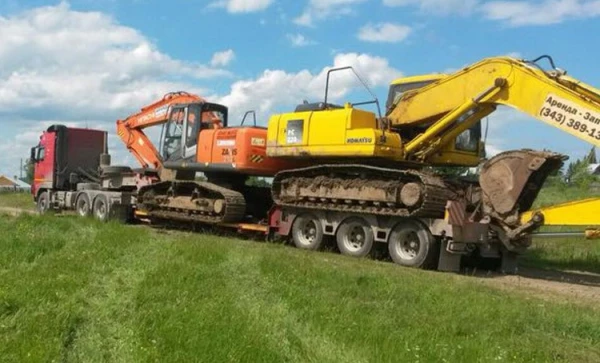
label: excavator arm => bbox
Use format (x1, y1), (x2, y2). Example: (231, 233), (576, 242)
(116, 91), (221, 171)
(385, 55), (600, 238)
(387, 55), (600, 161)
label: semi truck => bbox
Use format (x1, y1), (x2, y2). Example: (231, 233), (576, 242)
(29, 125), (156, 222)
(29, 54), (600, 273)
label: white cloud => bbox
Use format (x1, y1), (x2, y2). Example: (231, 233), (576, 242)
(208, 0), (274, 13)
(210, 49), (235, 67)
(2, 52), (402, 177)
(0, 2), (225, 117)
(383, 0), (480, 14)
(357, 23), (412, 43)
(216, 52), (403, 123)
(294, 0), (367, 27)
(0, 4), (405, 178)
(382, 0), (600, 26)
(480, 0), (600, 26)
(286, 33), (316, 47)
(505, 51), (522, 58)
(0, 2), (222, 176)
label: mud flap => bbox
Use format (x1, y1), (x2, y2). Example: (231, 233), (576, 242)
(479, 149), (566, 231)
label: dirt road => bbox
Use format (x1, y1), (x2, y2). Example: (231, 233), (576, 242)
(465, 266), (600, 307)
(0, 206), (36, 216)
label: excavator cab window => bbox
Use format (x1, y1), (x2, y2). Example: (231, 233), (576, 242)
(386, 81), (434, 113)
(161, 102), (229, 161)
(201, 103), (228, 128)
(162, 107), (185, 161)
(454, 122), (481, 152)
(186, 105), (202, 148)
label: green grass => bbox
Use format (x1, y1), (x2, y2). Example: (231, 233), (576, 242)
(520, 184), (600, 273)
(533, 182), (599, 209)
(1, 213), (599, 362)
(0, 192), (34, 210)
(523, 238), (600, 273)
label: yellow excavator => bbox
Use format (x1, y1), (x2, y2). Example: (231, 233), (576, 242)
(265, 55), (600, 272)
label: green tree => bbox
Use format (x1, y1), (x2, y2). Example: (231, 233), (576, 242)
(585, 146), (597, 164)
(564, 151), (598, 189)
(22, 159), (34, 184)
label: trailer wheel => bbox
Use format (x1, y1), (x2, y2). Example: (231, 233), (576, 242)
(76, 193), (91, 217)
(291, 213), (324, 250)
(36, 191), (51, 215)
(388, 219), (439, 269)
(336, 217), (374, 258)
(93, 194), (109, 222)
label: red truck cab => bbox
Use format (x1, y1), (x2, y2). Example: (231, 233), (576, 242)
(30, 125), (107, 204)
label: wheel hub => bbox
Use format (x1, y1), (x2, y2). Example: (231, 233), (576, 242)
(299, 220), (317, 245)
(396, 231), (420, 260)
(97, 204), (106, 217)
(344, 225), (366, 252)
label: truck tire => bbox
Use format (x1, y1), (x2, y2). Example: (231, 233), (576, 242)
(388, 219), (439, 269)
(36, 191), (51, 215)
(336, 217), (374, 258)
(93, 194), (109, 222)
(291, 213), (324, 250)
(76, 193), (91, 217)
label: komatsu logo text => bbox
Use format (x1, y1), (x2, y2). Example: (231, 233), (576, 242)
(346, 137), (372, 144)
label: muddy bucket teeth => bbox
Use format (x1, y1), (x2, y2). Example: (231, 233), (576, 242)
(479, 149), (567, 227)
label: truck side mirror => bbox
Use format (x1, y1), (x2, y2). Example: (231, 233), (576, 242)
(30, 147), (37, 162)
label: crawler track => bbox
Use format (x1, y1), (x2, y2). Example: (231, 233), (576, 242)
(136, 180), (247, 224)
(272, 164), (464, 219)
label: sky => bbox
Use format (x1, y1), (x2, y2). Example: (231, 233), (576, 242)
(1, 0), (600, 179)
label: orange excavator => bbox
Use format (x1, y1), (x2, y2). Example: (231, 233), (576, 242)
(115, 91), (299, 224)
(116, 91), (216, 172)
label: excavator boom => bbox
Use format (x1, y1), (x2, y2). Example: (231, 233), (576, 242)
(384, 55), (600, 238)
(387, 55), (600, 160)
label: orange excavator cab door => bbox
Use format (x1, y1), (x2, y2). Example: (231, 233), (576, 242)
(160, 102), (227, 163)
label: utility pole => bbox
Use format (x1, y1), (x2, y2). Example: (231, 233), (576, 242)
(20, 158), (23, 180)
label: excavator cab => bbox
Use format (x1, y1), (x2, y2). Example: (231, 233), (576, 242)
(387, 74), (485, 166)
(160, 102), (227, 162)
(386, 74), (448, 115)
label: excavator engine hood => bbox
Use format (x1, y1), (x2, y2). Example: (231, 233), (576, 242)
(479, 149), (567, 227)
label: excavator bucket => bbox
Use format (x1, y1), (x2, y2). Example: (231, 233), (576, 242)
(479, 150), (567, 227)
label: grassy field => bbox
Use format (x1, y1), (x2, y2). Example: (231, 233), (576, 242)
(519, 183), (600, 273)
(0, 192), (34, 210)
(0, 212), (599, 363)
(532, 180), (599, 209)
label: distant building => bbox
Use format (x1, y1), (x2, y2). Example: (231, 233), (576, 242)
(588, 164), (600, 175)
(0, 174), (31, 192)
